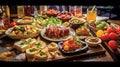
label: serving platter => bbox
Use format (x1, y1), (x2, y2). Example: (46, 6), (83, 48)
(41, 28), (75, 42)
(58, 41), (89, 55)
(0, 37), (106, 62)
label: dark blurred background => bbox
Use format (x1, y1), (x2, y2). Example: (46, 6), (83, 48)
(9, 5), (120, 20)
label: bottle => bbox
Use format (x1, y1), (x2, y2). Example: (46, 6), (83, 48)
(2, 5), (10, 29)
(17, 6), (24, 18)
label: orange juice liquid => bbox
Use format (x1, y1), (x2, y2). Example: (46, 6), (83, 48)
(87, 11), (97, 23)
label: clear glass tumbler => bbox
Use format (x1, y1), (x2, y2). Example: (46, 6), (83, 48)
(86, 6), (97, 23)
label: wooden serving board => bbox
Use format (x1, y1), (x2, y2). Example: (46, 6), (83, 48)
(0, 39), (106, 62)
(47, 44), (106, 62)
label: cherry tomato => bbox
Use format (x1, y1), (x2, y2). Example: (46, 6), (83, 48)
(101, 33), (109, 41)
(9, 22), (16, 27)
(116, 26), (120, 34)
(107, 27), (116, 33)
(63, 45), (69, 50)
(68, 39), (74, 44)
(108, 40), (118, 50)
(109, 32), (118, 40)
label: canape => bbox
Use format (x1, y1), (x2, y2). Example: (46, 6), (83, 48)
(25, 38), (36, 47)
(48, 42), (58, 52)
(14, 40), (29, 52)
(26, 47), (39, 58)
(33, 41), (46, 50)
(35, 49), (48, 61)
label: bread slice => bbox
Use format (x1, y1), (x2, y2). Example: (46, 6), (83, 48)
(14, 41), (29, 52)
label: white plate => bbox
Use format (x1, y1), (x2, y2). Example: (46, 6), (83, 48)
(17, 19), (33, 25)
(41, 28), (75, 42)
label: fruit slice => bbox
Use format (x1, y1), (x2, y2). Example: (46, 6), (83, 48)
(96, 30), (104, 37)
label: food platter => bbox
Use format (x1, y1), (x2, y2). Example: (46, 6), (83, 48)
(41, 27), (75, 42)
(0, 37), (106, 62)
(5, 25), (40, 39)
(58, 41), (88, 55)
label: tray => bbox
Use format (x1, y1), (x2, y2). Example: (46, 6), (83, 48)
(47, 44), (106, 62)
(0, 39), (106, 62)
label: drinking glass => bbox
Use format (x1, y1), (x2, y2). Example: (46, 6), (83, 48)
(75, 6), (82, 17)
(69, 6), (75, 16)
(86, 6), (97, 23)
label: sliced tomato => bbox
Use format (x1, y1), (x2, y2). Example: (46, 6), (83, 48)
(68, 39), (74, 44)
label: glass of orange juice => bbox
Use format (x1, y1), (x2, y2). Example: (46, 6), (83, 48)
(86, 6), (97, 23)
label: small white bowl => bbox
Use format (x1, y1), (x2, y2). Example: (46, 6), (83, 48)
(85, 37), (102, 47)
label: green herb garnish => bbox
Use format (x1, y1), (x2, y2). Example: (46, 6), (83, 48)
(28, 38), (32, 43)
(29, 48), (36, 52)
(19, 42), (25, 45)
(35, 42), (42, 48)
(39, 51), (45, 56)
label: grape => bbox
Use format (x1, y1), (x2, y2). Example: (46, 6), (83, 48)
(96, 24), (104, 29)
(95, 20), (101, 25)
(101, 21), (107, 27)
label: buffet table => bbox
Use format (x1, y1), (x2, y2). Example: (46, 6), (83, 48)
(0, 12), (119, 62)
